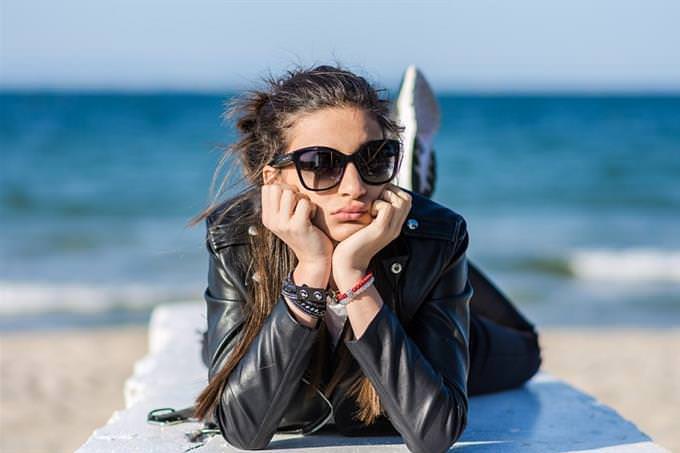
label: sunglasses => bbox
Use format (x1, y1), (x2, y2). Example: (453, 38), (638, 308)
(267, 139), (402, 191)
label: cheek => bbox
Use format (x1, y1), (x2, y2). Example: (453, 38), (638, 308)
(281, 168), (302, 189)
(370, 185), (386, 200)
(310, 197), (330, 224)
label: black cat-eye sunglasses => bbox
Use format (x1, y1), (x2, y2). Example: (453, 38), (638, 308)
(267, 138), (402, 191)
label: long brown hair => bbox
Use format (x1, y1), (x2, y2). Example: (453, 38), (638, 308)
(188, 63), (403, 425)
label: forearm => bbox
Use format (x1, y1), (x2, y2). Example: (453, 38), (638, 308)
(344, 303), (469, 453)
(215, 295), (320, 449)
(334, 268), (383, 340)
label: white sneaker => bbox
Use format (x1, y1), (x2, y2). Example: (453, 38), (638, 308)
(390, 65), (440, 198)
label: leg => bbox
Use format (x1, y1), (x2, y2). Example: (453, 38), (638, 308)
(466, 260), (542, 395)
(468, 314), (541, 395)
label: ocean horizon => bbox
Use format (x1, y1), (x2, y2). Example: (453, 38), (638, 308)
(2, 92), (679, 330)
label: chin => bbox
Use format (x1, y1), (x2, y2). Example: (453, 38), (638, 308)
(328, 220), (368, 242)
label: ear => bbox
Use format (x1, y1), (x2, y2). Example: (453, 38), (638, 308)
(262, 164), (282, 185)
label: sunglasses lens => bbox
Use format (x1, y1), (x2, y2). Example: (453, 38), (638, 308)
(298, 149), (344, 190)
(294, 140), (400, 190)
(357, 140), (400, 183)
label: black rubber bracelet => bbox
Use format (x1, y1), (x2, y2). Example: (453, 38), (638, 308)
(282, 293), (326, 318)
(282, 270), (328, 318)
(282, 270), (331, 305)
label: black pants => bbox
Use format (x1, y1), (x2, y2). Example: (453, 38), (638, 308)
(466, 261), (542, 396)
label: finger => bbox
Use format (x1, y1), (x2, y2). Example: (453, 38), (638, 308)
(279, 188), (298, 218)
(383, 195), (403, 232)
(264, 183), (281, 216)
(278, 183), (300, 192)
(372, 198), (394, 228)
(370, 198), (380, 217)
(296, 192), (317, 218)
(382, 188), (411, 232)
(386, 183), (412, 202)
(292, 196), (315, 224)
(261, 186), (270, 226)
(381, 187), (406, 211)
(262, 184), (282, 221)
(380, 187), (399, 203)
(384, 186), (412, 222)
(269, 183), (299, 215)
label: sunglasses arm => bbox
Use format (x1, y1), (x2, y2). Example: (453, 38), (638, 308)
(268, 154), (294, 168)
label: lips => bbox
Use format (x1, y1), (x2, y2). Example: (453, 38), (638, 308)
(332, 204), (368, 221)
(333, 204), (368, 215)
(333, 211), (365, 221)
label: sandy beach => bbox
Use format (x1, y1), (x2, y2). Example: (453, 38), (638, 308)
(1, 326), (678, 453)
(0, 326), (148, 453)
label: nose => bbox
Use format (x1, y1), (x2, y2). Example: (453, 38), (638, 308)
(338, 162), (367, 197)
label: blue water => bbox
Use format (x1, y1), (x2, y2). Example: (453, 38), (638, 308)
(2, 93), (679, 329)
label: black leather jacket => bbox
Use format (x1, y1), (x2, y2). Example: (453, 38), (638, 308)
(201, 189), (475, 453)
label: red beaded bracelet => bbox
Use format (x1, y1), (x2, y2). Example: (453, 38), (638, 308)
(330, 271), (375, 306)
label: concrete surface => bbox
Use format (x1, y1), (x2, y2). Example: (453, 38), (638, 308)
(76, 302), (668, 452)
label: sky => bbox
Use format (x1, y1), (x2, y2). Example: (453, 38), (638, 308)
(1, 0), (679, 92)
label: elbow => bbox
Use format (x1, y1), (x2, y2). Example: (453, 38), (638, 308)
(216, 410), (273, 450)
(223, 437), (271, 451)
(215, 393), (274, 450)
(408, 391), (469, 453)
(415, 412), (468, 453)
(445, 397), (469, 452)
(454, 402), (469, 445)
(220, 435), (265, 451)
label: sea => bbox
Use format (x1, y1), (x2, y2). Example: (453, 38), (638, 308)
(1, 93), (679, 330)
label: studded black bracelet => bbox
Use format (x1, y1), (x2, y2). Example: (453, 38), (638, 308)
(282, 270), (330, 319)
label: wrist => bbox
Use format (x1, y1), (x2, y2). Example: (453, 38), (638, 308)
(282, 295), (321, 329)
(298, 255), (332, 268)
(333, 267), (368, 293)
(331, 268), (375, 306)
(283, 268), (329, 320)
(294, 260), (331, 288)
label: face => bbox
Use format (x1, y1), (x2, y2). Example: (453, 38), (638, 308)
(262, 106), (389, 245)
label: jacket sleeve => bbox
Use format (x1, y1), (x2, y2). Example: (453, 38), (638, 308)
(204, 233), (322, 450)
(344, 219), (473, 453)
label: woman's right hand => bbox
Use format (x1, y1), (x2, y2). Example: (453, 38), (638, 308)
(261, 182), (333, 328)
(261, 183), (334, 266)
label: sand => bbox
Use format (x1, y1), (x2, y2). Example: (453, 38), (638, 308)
(1, 326), (678, 453)
(539, 328), (680, 452)
(0, 326), (148, 453)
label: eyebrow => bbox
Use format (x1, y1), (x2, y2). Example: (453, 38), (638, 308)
(290, 138), (386, 154)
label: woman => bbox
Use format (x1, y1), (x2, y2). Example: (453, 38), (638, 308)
(190, 64), (542, 453)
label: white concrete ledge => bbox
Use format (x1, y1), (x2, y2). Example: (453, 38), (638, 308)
(77, 302), (668, 452)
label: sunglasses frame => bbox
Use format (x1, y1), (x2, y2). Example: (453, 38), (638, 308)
(267, 138), (403, 191)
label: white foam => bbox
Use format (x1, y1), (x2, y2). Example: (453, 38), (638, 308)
(569, 248), (680, 282)
(0, 281), (198, 315)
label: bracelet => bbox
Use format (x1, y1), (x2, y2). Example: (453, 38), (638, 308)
(281, 270), (330, 319)
(330, 271), (375, 306)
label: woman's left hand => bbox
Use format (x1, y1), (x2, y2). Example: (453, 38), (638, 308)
(332, 183), (412, 287)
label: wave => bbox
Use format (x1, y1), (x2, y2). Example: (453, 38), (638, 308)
(3, 247), (678, 318)
(514, 248), (680, 282)
(0, 281), (201, 316)
(569, 248), (680, 282)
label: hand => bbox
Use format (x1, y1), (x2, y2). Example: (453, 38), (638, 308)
(261, 183), (333, 266)
(332, 184), (412, 287)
